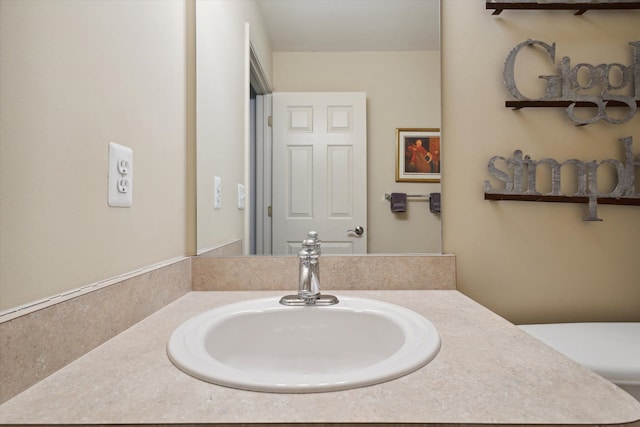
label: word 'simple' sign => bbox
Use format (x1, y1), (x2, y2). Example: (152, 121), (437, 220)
(485, 136), (640, 221)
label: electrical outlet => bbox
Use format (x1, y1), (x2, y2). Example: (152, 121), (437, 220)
(108, 142), (133, 207)
(117, 177), (130, 193)
(214, 176), (222, 209)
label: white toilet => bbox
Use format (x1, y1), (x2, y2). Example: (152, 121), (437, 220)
(519, 322), (640, 401)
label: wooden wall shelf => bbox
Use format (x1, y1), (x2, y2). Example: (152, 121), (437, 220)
(487, 2), (640, 15)
(485, 193), (640, 206)
(505, 100), (640, 109)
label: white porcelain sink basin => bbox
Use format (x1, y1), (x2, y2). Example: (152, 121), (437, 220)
(167, 296), (441, 393)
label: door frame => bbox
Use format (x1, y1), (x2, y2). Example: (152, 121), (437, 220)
(255, 94), (272, 254)
(248, 37), (273, 254)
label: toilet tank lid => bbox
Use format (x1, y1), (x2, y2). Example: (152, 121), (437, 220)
(519, 322), (640, 385)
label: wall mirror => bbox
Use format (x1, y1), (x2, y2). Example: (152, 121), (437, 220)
(195, 0), (442, 256)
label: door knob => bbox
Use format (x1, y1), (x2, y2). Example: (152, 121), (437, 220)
(348, 226), (364, 236)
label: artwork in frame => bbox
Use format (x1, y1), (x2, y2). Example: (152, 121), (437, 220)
(396, 128), (441, 182)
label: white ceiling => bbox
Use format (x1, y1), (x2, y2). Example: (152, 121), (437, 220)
(256, 0), (440, 52)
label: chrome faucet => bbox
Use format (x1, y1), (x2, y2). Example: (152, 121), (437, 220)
(279, 232), (338, 306)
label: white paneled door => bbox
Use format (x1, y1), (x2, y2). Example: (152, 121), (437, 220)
(272, 92), (367, 254)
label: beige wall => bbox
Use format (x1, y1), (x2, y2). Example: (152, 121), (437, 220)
(441, 1), (640, 324)
(195, 0), (272, 254)
(273, 51), (442, 253)
(0, 0), (188, 311)
(3, 0), (638, 325)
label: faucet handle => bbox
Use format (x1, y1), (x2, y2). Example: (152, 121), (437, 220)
(302, 238), (316, 248)
(306, 231), (321, 254)
(299, 238), (318, 257)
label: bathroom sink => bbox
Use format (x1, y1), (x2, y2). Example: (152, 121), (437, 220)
(167, 296), (441, 393)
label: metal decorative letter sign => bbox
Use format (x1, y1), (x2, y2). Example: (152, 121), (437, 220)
(503, 40), (640, 125)
(484, 136), (640, 221)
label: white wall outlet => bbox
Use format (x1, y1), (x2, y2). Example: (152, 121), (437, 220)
(237, 183), (245, 209)
(108, 142), (133, 207)
(214, 176), (222, 209)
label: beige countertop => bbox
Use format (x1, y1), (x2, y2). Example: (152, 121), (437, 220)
(1, 290), (639, 426)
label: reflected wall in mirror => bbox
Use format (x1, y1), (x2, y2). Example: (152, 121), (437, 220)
(195, 0), (441, 256)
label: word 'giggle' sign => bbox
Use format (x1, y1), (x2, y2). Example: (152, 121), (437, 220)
(485, 136), (640, 221)
(504, 40), (640, 125)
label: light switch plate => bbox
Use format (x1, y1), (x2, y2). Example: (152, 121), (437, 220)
(237, 184), (245, 209)
(108, 142), (133, 207)
(214, 176), (222, 209)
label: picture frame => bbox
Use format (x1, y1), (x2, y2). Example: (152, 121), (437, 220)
(395, 128), (441, 182)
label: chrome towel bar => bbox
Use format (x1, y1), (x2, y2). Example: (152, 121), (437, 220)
(384, 193), (430, 200)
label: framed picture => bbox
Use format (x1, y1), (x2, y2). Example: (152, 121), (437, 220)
(396, 128), (441, 182)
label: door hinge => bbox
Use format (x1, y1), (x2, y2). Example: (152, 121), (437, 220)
(267, 206), (272, 217)
(267, 115), (272, 127)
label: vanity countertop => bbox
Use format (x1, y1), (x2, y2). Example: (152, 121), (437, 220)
(1, 290), (639, 426)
